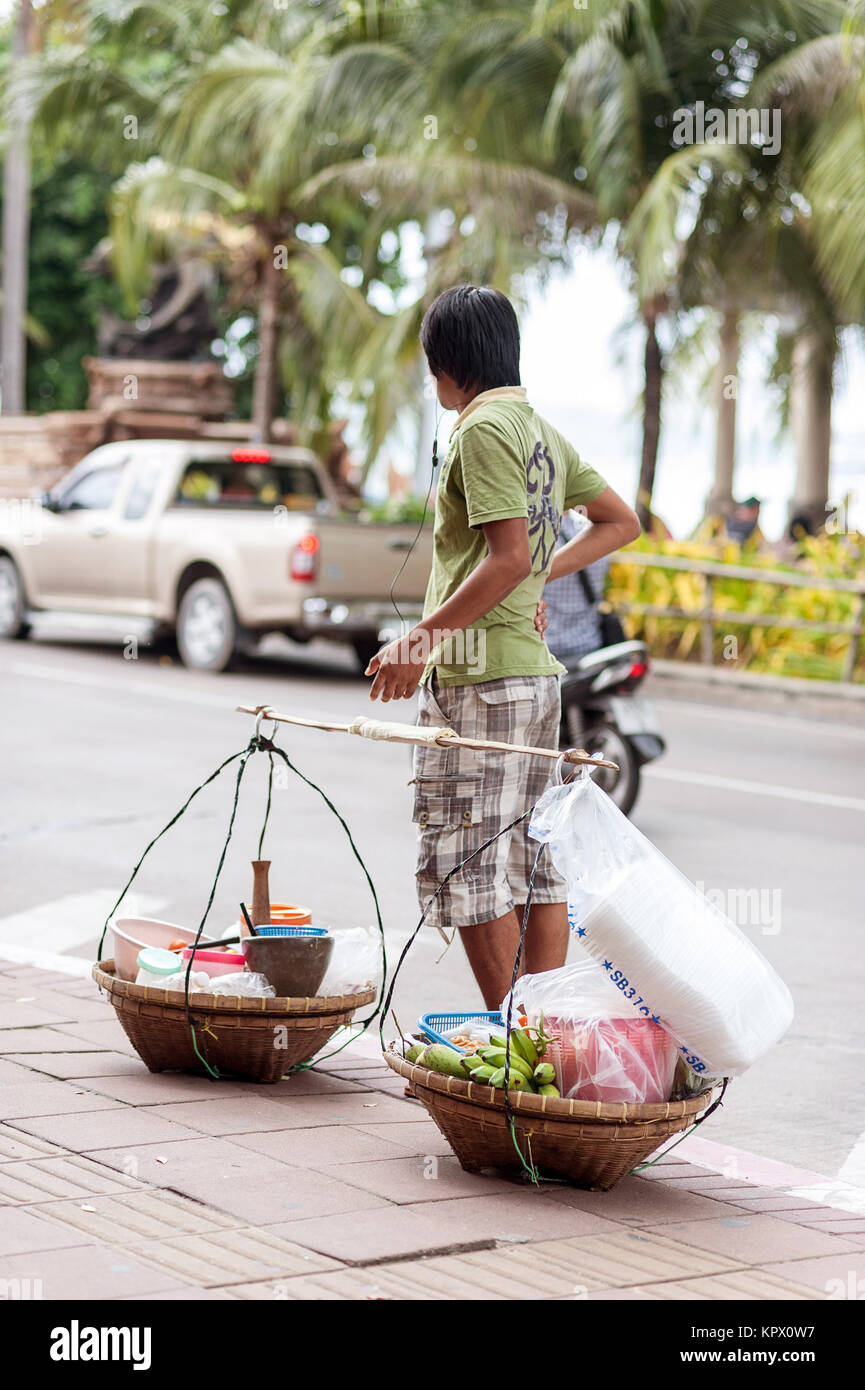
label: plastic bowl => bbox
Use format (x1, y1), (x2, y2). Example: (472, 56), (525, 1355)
(253, 925), (328, 938)
(111, 918), (214, 983)
(180, 948), (247, 978)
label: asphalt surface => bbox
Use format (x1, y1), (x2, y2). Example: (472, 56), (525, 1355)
(1, 615), (863, 1181)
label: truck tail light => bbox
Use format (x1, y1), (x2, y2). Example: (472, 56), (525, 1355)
(232, 447), (271, 463)
(290, 532), (320, 581)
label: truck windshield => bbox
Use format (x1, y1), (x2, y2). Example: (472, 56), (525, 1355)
(174, 459), (323, 511)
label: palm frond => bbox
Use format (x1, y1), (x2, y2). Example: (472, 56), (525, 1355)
(625, 142), (745, 303)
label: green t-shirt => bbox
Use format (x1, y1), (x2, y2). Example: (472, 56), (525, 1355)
(422, 392), (608, 686)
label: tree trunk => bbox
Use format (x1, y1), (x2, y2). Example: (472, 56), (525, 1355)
(251, 235), (282, 443)
(705, 308), (739, 518)
(636, 306), (663, 532)
(789, 329), (833, 532)
(1, 0), (34, 415)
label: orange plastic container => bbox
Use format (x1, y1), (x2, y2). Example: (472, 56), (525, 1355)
(268, 903), (312, 926)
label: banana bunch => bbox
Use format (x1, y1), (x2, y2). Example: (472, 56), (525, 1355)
(463, 1025), (560, 1097)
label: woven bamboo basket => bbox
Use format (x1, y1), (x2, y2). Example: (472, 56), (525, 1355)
(385, 1044), (716, 1190)
(93, 961), (376, 1083)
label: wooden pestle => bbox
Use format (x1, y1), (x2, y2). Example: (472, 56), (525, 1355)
(250, 859), (271, 930)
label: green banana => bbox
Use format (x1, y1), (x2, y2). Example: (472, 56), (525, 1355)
(488, 1067), (506, 1089)
(462, 1053), (487, 1071)
(539, 1083), (561, 1098)
(480, 1049), (533, 1081)
(533, 1062), (557, 1086)
(510, 1029), (539, 1069)
(469, 1063), (497, 1083)
(405, 1043), (425, 1063)
(508, 1071), (536, 1092)
(419, 1044), (471, 1079)
(488, 1033), (509, 1050)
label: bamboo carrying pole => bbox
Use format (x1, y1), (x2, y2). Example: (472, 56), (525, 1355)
(236, 704), (619, 771)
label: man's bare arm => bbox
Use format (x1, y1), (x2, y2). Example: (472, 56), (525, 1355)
(546, 487), (641, 583)
(366, 516), (531, 701)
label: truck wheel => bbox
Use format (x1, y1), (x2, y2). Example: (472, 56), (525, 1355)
(352, 636), (383, 673)
(176, 577), (237, 672)
(0, 556), (30, 641)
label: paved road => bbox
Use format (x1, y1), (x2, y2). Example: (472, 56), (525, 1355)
(1, 618), (863, 1181)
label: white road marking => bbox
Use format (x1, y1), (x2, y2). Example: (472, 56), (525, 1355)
(784, 1180), (865, 1216)
(0, 890), (166, 955)
(9, 660), (232, 711)
(644, 764), (865, 812)
(838, 1131), (865, 1187)
(0, 943), (93, 977)
(7, 657), (354, 724)
(654, 695), (865, 741)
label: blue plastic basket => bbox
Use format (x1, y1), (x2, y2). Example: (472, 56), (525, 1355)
(417, 1011), (504, 1053)
(253, 925), (329, 938)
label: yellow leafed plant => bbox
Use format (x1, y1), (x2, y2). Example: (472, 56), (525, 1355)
(605, 530), (865, 684)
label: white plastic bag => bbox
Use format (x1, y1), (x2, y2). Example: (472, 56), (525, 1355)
(319, 927), (381, 995)
(503, 961), (680, 1104)
(149, 969), (275, 997)
(529, 775), (794, 1076)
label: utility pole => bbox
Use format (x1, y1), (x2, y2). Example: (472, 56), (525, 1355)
(1, 0), (34, 414)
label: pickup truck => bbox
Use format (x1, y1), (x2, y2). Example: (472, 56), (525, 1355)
(0, 438), (432, 671)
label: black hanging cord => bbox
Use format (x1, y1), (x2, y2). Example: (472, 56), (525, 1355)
(388, 410), (440, 629)
(98, 727), (387, 1076)
(261, 737), (387, 1049)
(380, 801), (535, 1040)
(97, 745), (249, 961)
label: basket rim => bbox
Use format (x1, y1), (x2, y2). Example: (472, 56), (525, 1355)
(93, 960), (377, 1017)
(384, 1042), (716, 1125)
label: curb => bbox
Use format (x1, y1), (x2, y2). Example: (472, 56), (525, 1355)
(650, 658), (865, 703)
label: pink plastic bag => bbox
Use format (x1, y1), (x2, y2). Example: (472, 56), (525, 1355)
(503, 960), (679, 1105)
(544, 1014), (678, 1105)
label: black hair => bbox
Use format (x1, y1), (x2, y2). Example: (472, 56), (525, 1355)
(420, 284), (521, 392)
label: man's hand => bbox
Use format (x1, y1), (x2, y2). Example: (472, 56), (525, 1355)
(365, 635), (427, 702)
(535, 597), (548, 638)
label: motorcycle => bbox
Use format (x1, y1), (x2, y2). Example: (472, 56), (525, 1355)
(559, 638), (665, 816)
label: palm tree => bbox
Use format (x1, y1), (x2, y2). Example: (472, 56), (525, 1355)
(622, 3), (851, 527)
(748, 5), (865, 527)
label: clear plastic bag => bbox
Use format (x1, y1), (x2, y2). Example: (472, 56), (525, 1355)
(503, 961), (679, 1104)
(529, 773), (794, 1076)
(319, 927), (381, 995)
(152, 969), (275, 997)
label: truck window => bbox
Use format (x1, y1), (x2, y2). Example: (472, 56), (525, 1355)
(174, 460), (323, 512)
(59, 464), (125, 513)
(124, 458), (164, 521)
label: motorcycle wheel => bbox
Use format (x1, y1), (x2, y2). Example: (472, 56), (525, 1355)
(566, 721), (641, 817)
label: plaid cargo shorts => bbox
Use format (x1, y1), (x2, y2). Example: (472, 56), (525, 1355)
(413, 673), (566, 930)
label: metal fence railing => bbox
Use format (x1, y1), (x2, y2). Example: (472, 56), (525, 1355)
(610, 551), (865, 682)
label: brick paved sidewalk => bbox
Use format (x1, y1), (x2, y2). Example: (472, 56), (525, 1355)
(1, 961), (863, 1301)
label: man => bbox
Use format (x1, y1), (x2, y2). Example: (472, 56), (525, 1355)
(725, 496), (762, 545)
(366, 285), (640, 1008)
(541, 508), (613, 666)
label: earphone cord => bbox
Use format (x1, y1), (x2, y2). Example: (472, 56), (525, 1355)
(387, 409), (440, 631)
